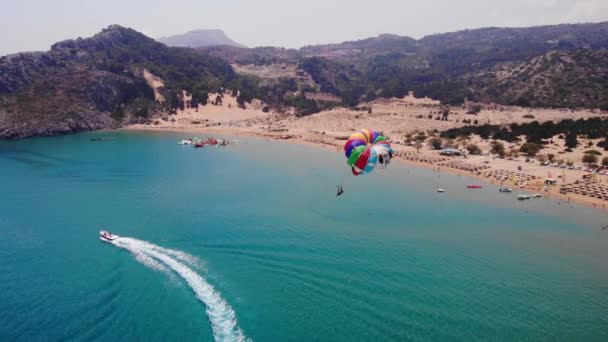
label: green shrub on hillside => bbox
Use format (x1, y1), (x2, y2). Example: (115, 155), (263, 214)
(584, 149), (602, 156)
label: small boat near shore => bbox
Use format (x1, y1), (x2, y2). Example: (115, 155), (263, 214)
(99, 230), (119, 242)
(437, 188), (445, 193)
(532, 194), (542, 198)
(499, 188), (513, 193)
(467, 185), (483, 189)
(178, 139), (194, 145)
(517, 195), (531, 200)
(179, 137), (237, 148)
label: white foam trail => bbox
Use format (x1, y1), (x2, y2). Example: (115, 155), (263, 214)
(133, 250), (171, 273)
(112, 237), (249, 342)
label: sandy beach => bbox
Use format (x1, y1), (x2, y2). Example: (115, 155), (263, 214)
(127, 92), (608, 211)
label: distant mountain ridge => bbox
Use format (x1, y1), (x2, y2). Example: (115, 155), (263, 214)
(200, 22), (608, 107)
(2, 22), (608, 139)
(158, 29), (246, 48)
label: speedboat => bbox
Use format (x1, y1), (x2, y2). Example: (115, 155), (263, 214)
(517, 195), (531, 200)
(437, 188), (445, 193)
(532, 194), (542, 198)
(178, 139), (193, 145)
(499, 188), (512, 193)
(100, 230), (119, 242)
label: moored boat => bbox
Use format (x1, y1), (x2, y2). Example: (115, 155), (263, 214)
(467, 185), (483, 189)
(181, 137), (237, 148)
(517, 195), (531, 200)
(437, 188), (445, 193)
(178, 139), (194, 145)
(499, 188), (512, 193)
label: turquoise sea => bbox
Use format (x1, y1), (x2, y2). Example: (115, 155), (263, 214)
(1, 131), (607, 341)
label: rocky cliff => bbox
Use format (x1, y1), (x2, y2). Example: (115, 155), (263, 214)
(0, 25), (239, 139)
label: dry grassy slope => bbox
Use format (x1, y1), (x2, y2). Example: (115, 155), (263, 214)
(199, 22), (608, 108)
(469, 50), (608, 108)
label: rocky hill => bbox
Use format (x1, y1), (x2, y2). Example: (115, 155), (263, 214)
(2, 22), (608, 139)
(158, 29), (245, 48)
(200, 22), (608, 109)
(300, 34), (417, 60)
(0, 25), (253, 139)
(468, 50), (608, 108)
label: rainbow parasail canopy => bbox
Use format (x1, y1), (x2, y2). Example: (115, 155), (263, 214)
(343, 129), (394, 176)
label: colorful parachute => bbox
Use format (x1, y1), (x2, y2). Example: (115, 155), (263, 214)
(343, 129), (394, 176)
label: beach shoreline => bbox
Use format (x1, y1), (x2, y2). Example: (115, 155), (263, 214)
(122, 125), (608, 212)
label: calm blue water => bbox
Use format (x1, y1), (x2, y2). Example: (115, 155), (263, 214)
(1, 131), (607, 341)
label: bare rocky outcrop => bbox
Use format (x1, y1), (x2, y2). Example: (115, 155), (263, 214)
(0, 25), (160, 139)
(0, 53), (57, 93)
(0, 69), (143, 139)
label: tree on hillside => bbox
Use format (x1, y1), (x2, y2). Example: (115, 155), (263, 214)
(466, 144), (482, 155)
(167, 92), (181, 110)
(441, 109), (450, 120)
(236, 96), (246, 109)
(490, 141), (505, 156)
(466, 105), (482, 115)
(597, 137), (608, 151)
(190, 90), (209, 108)
(414, 141), (423, 154)
(582, 154), (598, 164)
(440, 118), (608, 146)
(602, 156), (608, 167)
(565, 132), (578, 148)
(428, 137), (443, 150)
(583, 149), (602, 156)
(519, 143), (542, 156)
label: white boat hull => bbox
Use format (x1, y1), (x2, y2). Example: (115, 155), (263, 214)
(99, 230), (119, 242)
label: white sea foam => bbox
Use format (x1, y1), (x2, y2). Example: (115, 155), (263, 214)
(112, 237), (249, 342)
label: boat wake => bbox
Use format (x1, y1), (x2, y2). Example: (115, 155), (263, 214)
(111, 237), (249, 342)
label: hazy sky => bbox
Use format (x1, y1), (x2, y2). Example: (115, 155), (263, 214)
(1, 0), (608, 55)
